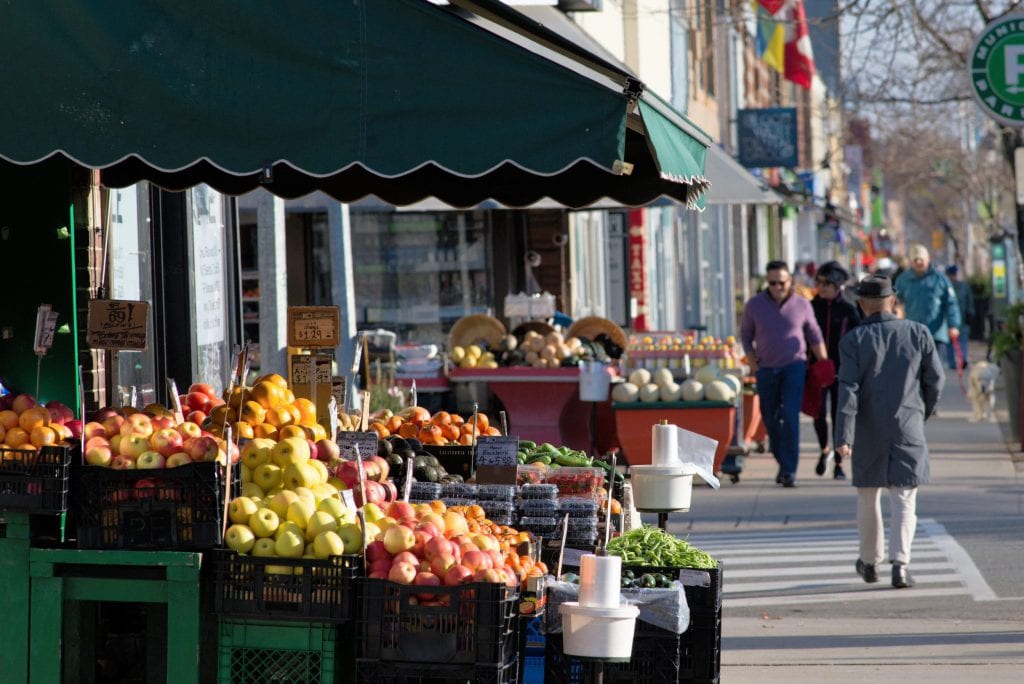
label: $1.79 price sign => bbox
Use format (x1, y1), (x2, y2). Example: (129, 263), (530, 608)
(287, 306), (340, 348)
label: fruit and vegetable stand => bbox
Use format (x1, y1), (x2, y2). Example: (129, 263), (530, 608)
(612, 401), (735, 472)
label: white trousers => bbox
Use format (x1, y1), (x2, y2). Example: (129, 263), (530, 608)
(856, 486), (918, 566)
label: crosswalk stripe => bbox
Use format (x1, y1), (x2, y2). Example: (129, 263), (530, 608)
(680, 518), (995, 606)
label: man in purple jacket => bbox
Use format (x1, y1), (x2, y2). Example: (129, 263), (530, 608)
(741, 261), (828, 487)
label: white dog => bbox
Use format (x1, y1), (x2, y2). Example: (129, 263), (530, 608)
(967, 361), (1000, 422)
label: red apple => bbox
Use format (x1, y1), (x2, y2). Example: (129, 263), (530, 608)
(388, 561), (417, 585)
(354, 480), (386, 507)
(150, 414), (176, 432)
(370, 559), (393, 576)
(101, 414), (126, 438)
(109, 455), (136, 470)
(365, 540), (392, 565)
(443, 564), (474, 586)
(188, 383), (216, 400)
(430, 555), (456, 577)
(185, 410), (207, 426)
(369, 455), (390, 481)
(184, 392), (210, 413)
(187, 435), (220, 462)
(83, 422), (108, 441)
(11, 394), (36, 413)
(134, 478), (158, 499)
(383, 525), (416, 555)
(369, 569), (389, 580)
(473, 568), (502, 583)
(416, 521), (441, 540)
(335, 460), (360, 489)
(387, 501), (416, 521)
(316, 439), (340, 463)
(414, 571), (442, 599)
(424, 536), (453, 561)
(150, 428), (184, 457)
(84, 445), (113, 467)
(391, 551), (420, 569)
(412, 529), (433, 559)
(382, 480), (398, 502)
(462, 550), (491, 572)
(93, 406), (119, 422)
(362, 459), (381, 482)
(306, 439), (319, 462)
(65, 419), (83, 440)
(120, 413), (153, 438)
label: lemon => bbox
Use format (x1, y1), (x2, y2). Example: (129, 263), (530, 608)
(450, 346), (466, 362)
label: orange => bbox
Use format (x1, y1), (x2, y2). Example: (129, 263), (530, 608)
(5, 426), (30, 448)
(250, 381), (284, 410)
(18, 407), (49, 432)
(460, 423), (480, 438)
(29, 425), (59, 448)
(285, 404), (303, 425)
(418, 424), (442, 444)
(0, 410), (18, 430)
(484, 426), (502, 436)
(397, 422), (419, 439)
(257, 373), (289, 389)
(233, 421), (255, 440)
(278, 425), (307, 440)
(368, 422), (390, 439)
(450, 413), (465, 426)
(253, 423), (279, 440)
(239, 401), (266, 427)
(209, 404), (230, 424)
(430, 411), (452, 426)
(293, 398), (317, 425)
(441, 424), (461, 442)
(408, 406), (431, 426)
(264, 406), (295, 428)
(468, 412), (489, 432)
(224, 386), (246, 411)
(281, 389), (295, 404)
(457, 434), (474, 446)
(386, 416), (404, 434)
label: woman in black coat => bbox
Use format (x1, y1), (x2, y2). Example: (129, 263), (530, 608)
(811, 262), (861, 479)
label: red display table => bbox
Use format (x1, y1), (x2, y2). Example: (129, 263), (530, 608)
(742, 391), (766, 446)
(449, 367), (582, 445)
(612, 401), (735, 471)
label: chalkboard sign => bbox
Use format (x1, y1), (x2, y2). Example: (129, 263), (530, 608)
(287, 306), (340, 348)
(475, 435), (518, 485)
(737, 107), (798, 169)
(336, 431), (378, 460)
(87, 300), (149, 350)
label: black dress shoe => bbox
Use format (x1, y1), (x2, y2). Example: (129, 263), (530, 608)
(856, 559), (878, 583)
(815, 453), (828, 476)
(833, 464), (846, 480)
(892, 564), (915, 588)
(780, 474), (798, 488)
(775, 470), (783, 484)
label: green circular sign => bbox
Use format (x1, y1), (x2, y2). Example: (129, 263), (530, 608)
(970, 15), (1024, 126)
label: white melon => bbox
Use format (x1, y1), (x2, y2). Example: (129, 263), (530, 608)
(611, 382), (640, 403)
(639, 383), (661, 403)
(680, 379), (704, 402)
(628, 368), (652, 387)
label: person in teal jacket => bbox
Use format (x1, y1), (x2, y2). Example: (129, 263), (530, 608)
(893, 244), (961, 364)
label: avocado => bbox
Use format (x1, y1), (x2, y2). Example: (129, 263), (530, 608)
(378, 440), (393, 458)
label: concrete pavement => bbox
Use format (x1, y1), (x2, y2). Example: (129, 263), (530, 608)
(679, 341), (1024, 682)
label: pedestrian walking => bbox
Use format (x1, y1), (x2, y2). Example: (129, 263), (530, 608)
(894, 244), (961, 365)
(835, 275), (945, 589)
(740, 260), (828, 488)
(944, 265), (974, 369)
(810, 262), (860, 479)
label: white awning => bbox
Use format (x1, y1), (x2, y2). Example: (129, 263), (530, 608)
(704, 145), (782, 205)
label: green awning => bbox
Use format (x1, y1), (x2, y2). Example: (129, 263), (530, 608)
(638, 95), (710, 209)
(0, 0), (709, 208)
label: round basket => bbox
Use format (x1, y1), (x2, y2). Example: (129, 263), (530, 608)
(448, 314), (507, 350)
(511, 320), (556, 339)
(566, 316), (628, 350)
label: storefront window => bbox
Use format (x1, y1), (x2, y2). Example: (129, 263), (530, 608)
(647, 207), (679, 330)
(350, 210), (492, 347)
(108, 183), (157, 406)
(188, 186), (233, 395)
(569, 210), (609, 318)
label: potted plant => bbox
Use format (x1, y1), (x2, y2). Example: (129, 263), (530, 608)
(991, 302), (1024, 443)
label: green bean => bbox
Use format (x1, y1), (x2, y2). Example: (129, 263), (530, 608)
(606, 526), (717, 569)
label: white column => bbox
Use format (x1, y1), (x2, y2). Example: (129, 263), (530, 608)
(327, 202), (357, 403)
(257, 191), (288, 376)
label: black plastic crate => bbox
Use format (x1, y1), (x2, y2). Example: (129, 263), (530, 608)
(422, 445), (475, 479)
(212, 549), (361, 624)
(544, 618), (682, 684)
(76, 461), (233, 550)
(358, 578), (518, 666)
(356, 657), (518, 683)
(679, 611), (721, 684)
(0, 444), (73, 513)
(622, 564), (723, 612)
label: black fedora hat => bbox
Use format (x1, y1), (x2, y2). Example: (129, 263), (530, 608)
(856, 274), (894, 298)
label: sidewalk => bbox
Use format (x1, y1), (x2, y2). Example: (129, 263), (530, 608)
(717, 340), (1024, 682)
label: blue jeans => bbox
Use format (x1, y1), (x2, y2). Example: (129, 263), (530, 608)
(756, 361), (807, 478)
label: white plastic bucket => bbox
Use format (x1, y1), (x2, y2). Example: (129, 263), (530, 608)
(579, 361), (611, 401)
(560, 602), (640, 659)
(629, 465), (693, 511)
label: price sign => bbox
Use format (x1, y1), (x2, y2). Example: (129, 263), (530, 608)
(33, 305), (60, 354)
(332, 376), (347, 410)
(678, 568), (711, 587)
(87, 299), (149, 350)
(289, 355), (332, 385)
(560, 547), (586, 568)
(475, 436), (519, 485)
(287, 306), (340, 348)
(336, 431), (378, 460)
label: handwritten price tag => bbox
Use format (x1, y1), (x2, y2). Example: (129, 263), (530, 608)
(87, 300), (149, 350)
(287, 306), (340, 348)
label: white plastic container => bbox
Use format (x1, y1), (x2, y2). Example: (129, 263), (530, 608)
(579, 361), (611, 401)
(629, 465), (693, 511)
(559, 602), (641, 659)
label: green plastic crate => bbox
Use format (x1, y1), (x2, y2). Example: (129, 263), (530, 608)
(218, 618), (336, 684)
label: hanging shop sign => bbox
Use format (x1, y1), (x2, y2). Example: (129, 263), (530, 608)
(970, 16), (1024, 126)
(287, 306), (340, 348)
(737, 108), (798, 168)
(628, 211), (648, 331)
(86, 299), (149, 351)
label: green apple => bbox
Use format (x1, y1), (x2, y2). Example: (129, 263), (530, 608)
(362, 502), (386, 523)
(274, 522), (304, 543)
(336, 522), (363, 554)
(317, 496), (347, 520)
(269, 490), (300, 519)
(306, 459), (330, 484)
(224, 524), (256, 553)
(248, 508), (280, 538)
(252, 537), (277, 557)
(271, 436), (311, 468)
(228, 496), (259, 525)
(304, 510), (338, 542)
(286, 499), (316, 529)
(363, 521), (382, 542)
(241, 438), (274, 470)
(282, 462), (318, 490)
(311, 482), (338, 503)
(275, 528), (306, 558)
(313, 530), (345, 559)
(292, 486), (317, 506)
(252, 463), (282, 492)
(241, 482), (265, 499)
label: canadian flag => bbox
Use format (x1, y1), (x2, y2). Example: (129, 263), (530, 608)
(755, 0), (815, 90)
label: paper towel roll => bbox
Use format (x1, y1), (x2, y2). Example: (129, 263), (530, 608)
(652, 423), (679, 467)
(579, 554), (622, 608)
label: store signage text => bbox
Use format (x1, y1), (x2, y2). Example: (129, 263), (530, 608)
(970, 16), (1024, 126)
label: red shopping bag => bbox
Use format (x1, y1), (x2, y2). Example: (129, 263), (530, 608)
(800, 359), (836, 418)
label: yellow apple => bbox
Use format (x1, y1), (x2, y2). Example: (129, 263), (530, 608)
(228, 496), (259, 525)
(287, 499), (317, 529)
(248, 509), (280, 538)
(313, 530), (345, 559)
(305, 510), (339, 542)
(224, 524), (256, 553)
(252, 538), (277, 557)
(274, 528), (306, 558)
(269, 490), (300, 519)
(271, 437), (311, 467)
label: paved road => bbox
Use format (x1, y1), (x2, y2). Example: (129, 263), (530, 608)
(647, 342), (1024, 681)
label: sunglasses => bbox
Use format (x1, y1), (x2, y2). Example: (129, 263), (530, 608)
(768, 280), (790, 286)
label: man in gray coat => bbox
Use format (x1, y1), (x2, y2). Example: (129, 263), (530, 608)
(834, 275), (945, 589)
